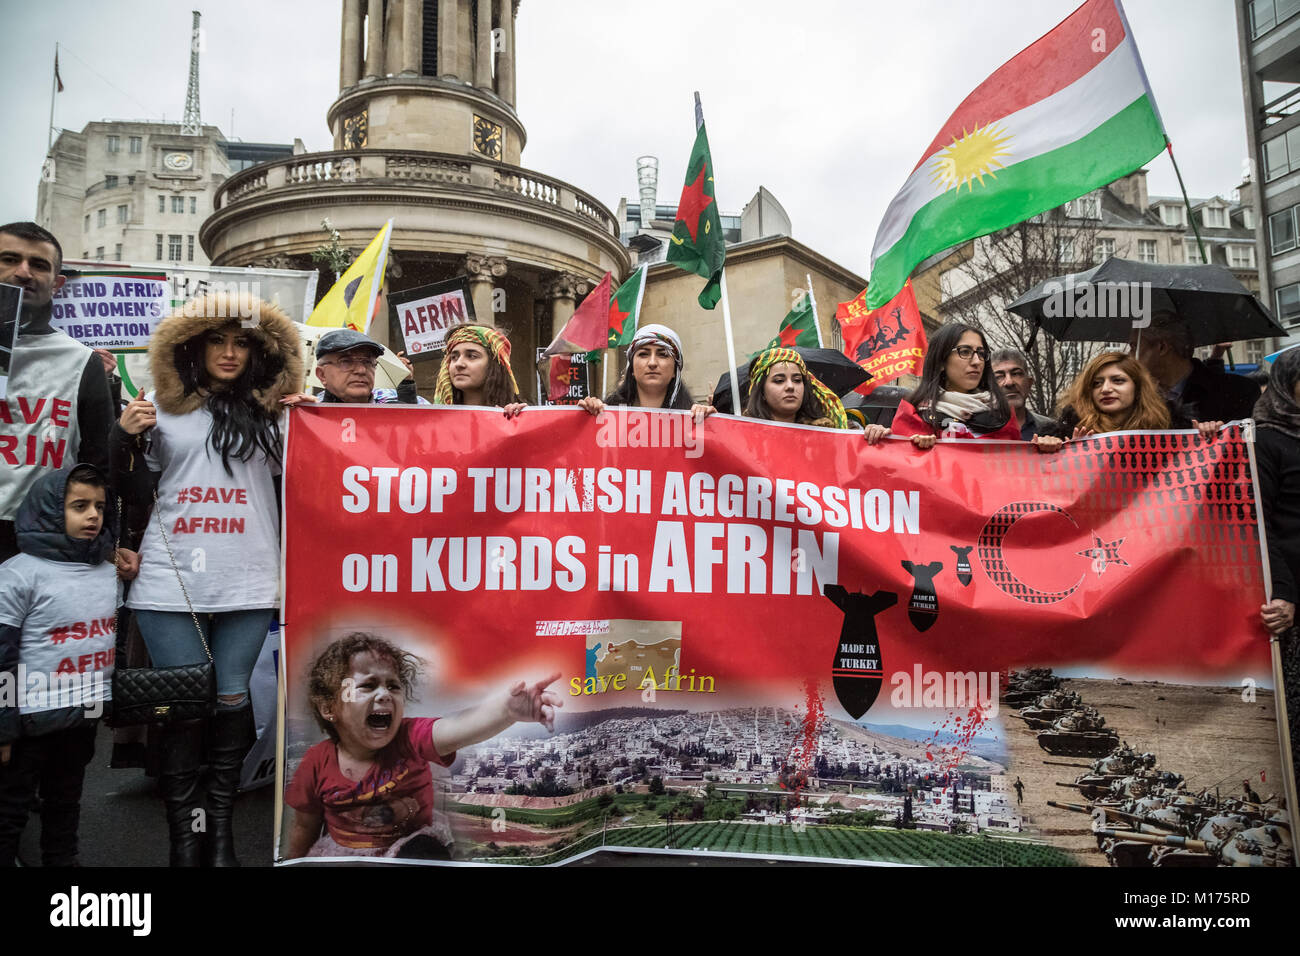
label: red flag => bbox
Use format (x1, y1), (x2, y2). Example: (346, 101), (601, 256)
(542, 272), (612, 358)
(837, 280), (926, 396)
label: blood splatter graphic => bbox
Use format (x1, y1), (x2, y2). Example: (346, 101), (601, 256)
(779, 679), (825, 797)
(921, 704), (1000, 800)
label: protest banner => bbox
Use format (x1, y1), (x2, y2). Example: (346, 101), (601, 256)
(535, 348), (593, 406)
(389, 279), (475, 359)
(49, 271), (169, 351)
(0, 283), (20, 400)
(278, 408), (1292, 867)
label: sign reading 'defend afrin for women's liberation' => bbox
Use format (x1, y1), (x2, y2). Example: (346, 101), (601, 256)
(49, 272), (170, 351)
(389, 278), (476, 361)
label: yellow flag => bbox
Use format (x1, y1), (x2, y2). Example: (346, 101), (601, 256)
(306, 220), (392, 332)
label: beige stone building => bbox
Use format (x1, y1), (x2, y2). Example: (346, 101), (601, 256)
(201, 0), (628, 402)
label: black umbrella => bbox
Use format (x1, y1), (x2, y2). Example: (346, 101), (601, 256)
(710, 347), (871, 413)
(842, 384), (909, 427)
(1007, 257), (1284, 347)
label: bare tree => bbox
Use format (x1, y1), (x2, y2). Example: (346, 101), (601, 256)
(938, 209), (1130, 416)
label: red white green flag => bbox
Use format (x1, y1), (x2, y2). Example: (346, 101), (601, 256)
(608, 265), (646, 348)
(865, 0), (1166, 308)
(542, 271), (611, 358)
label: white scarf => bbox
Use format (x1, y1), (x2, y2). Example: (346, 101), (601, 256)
(932, 389), (996, 424)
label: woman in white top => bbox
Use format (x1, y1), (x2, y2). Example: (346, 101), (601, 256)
(111, 291), (302, 867)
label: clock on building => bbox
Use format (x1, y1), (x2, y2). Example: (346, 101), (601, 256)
(163, 151), (194, 171)
(342, 110), (368, 149)
(472, 115), (503, 160)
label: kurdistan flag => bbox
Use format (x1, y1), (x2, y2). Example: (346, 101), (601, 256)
(608, 265), (647, 348)
(666, 122), (726, 309)
(763, 293), (821, 350)
(866, 0), (1165, 308)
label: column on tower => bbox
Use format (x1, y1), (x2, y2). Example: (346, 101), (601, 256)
(340, 0), (363, 88)
(544, 272), (588, 340)
(495, 0), (515, 106)
(462, 253), (507, 328)
(438, 0), (459, 79)
(364, 0), (384, 78)
(401, 0), (422, 74)
(474, 0), (492, 90)
(385, 0), (403, 74)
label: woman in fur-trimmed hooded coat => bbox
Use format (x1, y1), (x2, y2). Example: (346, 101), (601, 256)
(110, 291), (301, 868)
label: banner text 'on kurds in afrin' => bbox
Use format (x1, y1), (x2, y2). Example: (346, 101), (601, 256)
(278, 408), (1291, 868)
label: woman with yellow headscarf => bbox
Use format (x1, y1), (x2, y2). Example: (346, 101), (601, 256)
(434, 325), (526, 416)
(743, 347), (848, 429)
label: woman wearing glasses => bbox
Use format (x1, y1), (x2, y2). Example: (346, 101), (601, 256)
(862, 324), (1059, 451)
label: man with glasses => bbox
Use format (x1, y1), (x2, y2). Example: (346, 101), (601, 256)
(313, 329), (426, 405)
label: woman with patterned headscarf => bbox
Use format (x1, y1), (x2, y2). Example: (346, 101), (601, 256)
(578, 324), (714, 421)
(434, 325), (526, 417)
(742, 347), (848, 429)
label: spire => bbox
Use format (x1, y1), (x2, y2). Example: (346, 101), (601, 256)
(181, 10), (202, 136)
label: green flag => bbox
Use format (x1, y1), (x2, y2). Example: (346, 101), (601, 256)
(666, 122), (725, 309)
(608, 265), (646, 348)
(764, 293), (821, 350)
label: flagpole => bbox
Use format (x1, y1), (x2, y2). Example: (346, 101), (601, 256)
(48, 42), (58, 153)
(805, 273), (823, 349)
(694, 91), (742, 413)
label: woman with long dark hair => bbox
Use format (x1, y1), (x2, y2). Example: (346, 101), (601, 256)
(1255, 348), (1300, 638)
(863, 323), (1059, 450)
(434, 325), (526, 416)
(1048, 350), (1221, 440)
(578, 324), (713, 420)
(742, 347), (848, 428)
(112, 292), (303, 867)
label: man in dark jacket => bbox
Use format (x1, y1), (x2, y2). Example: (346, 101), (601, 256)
(313, 328), (425, 404)
(0, 222), (115, 561)
(1132, 311), (1259, 423)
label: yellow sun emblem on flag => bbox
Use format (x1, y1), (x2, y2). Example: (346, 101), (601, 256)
(930, 121), (1014, 193)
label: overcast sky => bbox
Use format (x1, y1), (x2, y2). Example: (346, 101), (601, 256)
(0, 0), (1251, 278)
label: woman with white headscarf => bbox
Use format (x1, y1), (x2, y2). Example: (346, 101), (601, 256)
(579, 324), (714, 420)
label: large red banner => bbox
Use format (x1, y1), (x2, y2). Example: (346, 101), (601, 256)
(279, 407), (1286, 868)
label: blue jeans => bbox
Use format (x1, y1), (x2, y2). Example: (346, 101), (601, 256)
(134, 609), (275, 704)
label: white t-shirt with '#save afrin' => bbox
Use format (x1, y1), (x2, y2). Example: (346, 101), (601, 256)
(126, 395), (281, 612)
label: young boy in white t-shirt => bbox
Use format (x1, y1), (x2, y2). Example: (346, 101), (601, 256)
(0, 464), (126, 867)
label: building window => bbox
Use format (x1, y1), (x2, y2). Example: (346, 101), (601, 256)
(158, 194), (165, 213)
(105, 174), (118, 190)
(1264, 126), (1300, 181)
(187, 235), (195, 261)
(1202, 206), (1227, 228)
(1243, 339), (1266, 364)
(1138, 239), (1158, 263)
(96, 208), (106, 228)
(1185, 241), (1204, 264)
(1252, 0), (1300, 39)
(168, 234), (182, 261)
(1277, 281), (1300, 326)
(1228, 245), (1257, 269)
(1159, 205), (1185, 227)
(1066, 194), (1101, 220)
(106, 135), (119, 153)
(95, 246), (104, 259)
(114, 243), (122, 260)
(1057, 238), (1076, 262)
(190, 196), (197, 214)
(129, 136), (142, 154)
(1270, 206), (1297, 254)
(171, 196), (184, 214)
(1093, 238), (1115, 263)
(116, 204), (128, 224)
(155, 234), (164, 260)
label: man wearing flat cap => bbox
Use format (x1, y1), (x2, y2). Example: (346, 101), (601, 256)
(313, 328), (426, 405)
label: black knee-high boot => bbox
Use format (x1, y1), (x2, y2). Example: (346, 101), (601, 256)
(204, 705), (255, 867)
(158, 719), (205, 867)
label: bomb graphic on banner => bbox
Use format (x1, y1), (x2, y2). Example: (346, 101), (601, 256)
(950, 545), (973, 586)
(901, 560), (943, 632)
(823, 584), (898, 719)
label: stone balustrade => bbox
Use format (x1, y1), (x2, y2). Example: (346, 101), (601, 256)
(212, 149), (619, 238)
